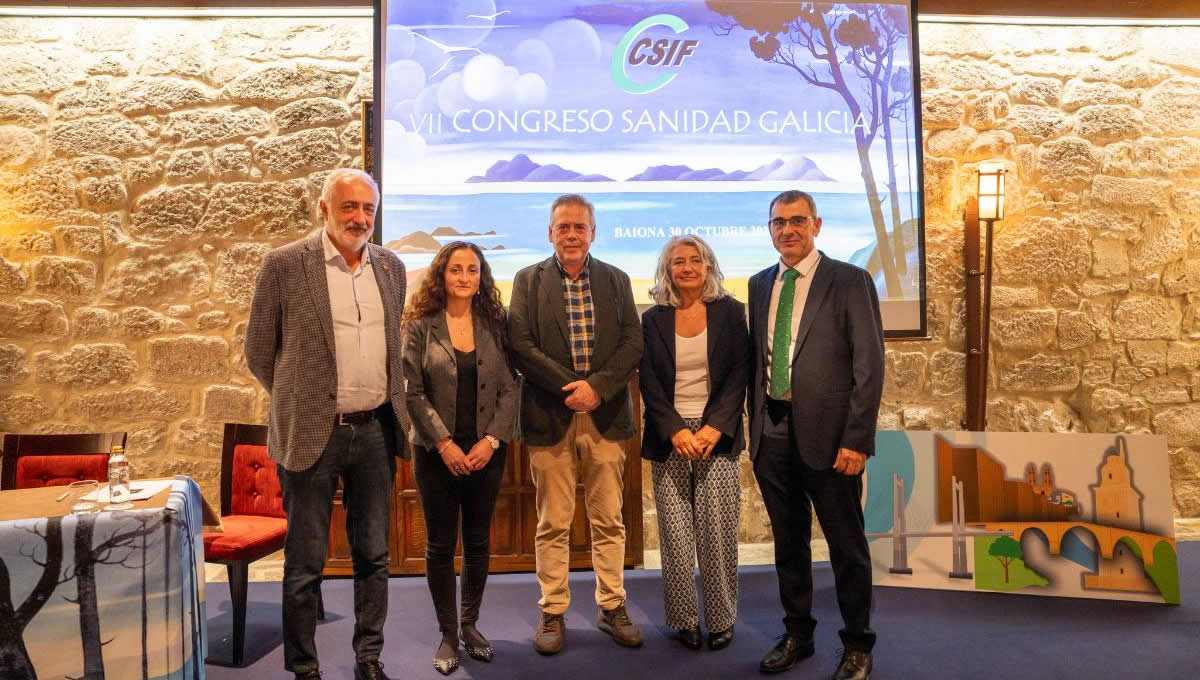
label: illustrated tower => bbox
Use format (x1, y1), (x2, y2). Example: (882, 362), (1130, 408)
(1089, 436), (1143, 531)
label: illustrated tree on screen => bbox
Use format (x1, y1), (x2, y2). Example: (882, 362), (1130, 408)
(707, 1), (911, 298)
(0, 517), (65, 680)
(989, 535), (1023, 583)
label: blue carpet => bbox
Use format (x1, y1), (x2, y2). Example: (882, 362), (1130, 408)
(205, 542), (1200, 679)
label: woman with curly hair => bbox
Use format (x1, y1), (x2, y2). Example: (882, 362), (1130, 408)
(401, 241), (516, 674)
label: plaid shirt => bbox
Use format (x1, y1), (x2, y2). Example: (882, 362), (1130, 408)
(557, 255), (595, 376)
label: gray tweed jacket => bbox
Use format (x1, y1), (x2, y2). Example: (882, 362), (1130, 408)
(245, 232), (410, 472)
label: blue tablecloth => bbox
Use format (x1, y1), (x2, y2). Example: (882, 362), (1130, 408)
(0, 477), (207, 679)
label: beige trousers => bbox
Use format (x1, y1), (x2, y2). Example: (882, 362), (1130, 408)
(529, 412), (627, 614)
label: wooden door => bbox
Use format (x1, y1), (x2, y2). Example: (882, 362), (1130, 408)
(325, 378), (643, 575)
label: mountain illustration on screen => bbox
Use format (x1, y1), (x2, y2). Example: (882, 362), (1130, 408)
(386, 227), (505, 253)
(466, 154), (833, 183)
(467, 154), (613, 182)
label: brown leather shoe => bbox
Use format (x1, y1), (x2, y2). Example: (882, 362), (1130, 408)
(596, 604), (643, 648)
(534, 612), (565, 655)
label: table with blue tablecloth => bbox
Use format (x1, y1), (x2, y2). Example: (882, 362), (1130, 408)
(0, 477), (211, 680)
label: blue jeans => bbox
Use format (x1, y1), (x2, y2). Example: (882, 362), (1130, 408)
(278, 417), (396, 673)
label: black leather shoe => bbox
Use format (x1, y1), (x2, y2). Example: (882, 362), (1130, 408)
(677, 625), (702, 649)
(432, 638), (460, 675)
(708, 625), (734, 651)
(832, 649), (872, 680)
(294, 671), (322, 680)
(354, 660), (392, 680)
(759, 634), (815, 674)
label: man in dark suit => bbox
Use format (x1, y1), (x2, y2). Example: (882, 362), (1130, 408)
(246, 168), (408, 680)
(508, 194), (644, 655)
(747, 190), (884, 680)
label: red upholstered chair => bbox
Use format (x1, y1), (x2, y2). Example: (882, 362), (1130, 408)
(0, 432), (125, 490)
(203, 423), (322, 667)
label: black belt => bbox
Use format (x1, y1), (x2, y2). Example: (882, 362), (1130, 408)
(765, 397), (791, 422)
(334, 404), (386, 426)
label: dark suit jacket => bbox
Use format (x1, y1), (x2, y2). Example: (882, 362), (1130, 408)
(508, 256), (643, 447)
(401, 313), (517, 449)
(246, 232), (409, 472)
(747, 252), (884, 469)
(639, 296), (748, 462)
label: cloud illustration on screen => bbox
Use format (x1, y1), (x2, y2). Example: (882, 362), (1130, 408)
(386, 59), (426, 100)
(513, 39), (556, 81)
(539, 19), (602, 64)
(383, 119), (428, 183)
(386, 26), (416, 61)
(433, 53), (548, 115)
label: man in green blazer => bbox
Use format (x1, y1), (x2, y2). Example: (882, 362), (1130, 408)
(508, 194), (644, 656)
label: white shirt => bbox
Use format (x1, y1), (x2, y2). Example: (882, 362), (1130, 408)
(766, 249), (821, 401)
(322, 229), (388, 413)
(674, 328), (709, 419)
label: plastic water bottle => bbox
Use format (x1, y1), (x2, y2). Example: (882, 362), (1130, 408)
(106, 445), (133, 510)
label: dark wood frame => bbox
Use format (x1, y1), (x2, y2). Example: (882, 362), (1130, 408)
(0, 432), (126, 490)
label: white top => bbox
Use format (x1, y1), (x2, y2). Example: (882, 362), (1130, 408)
(322, 229), (388, 412)
(767, 248), (822, 401)
(674, 328), (709, 419)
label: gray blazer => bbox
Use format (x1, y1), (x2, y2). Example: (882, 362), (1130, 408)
(401, 312), (517, 449)
(245, 232), (410, 472)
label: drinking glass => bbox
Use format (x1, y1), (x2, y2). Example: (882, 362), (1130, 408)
(68, 480), (100, 514)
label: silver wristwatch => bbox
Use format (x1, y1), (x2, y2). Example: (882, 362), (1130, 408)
(484, 433), (500, 450)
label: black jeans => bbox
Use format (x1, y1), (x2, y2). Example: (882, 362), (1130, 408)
(413, 441), (506, 634)
(753, 399), (875, 652)
(278, 418), (396, 673)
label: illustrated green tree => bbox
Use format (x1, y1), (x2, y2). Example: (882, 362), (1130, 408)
(988, 536), (1023, 583)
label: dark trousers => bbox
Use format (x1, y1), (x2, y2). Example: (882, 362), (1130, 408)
(753, 399), (875, 652)
(413, 441), (506, 634)
(278, 417), (396, 673)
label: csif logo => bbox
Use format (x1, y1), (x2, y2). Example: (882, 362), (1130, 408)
(610, 14), (699, 95)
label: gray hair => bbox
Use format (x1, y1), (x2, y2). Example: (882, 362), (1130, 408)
(548, 193), (595, 228)
(320, 167), (379, 206)
(768, 189), (819, 218)
(649, 235), (728, 306)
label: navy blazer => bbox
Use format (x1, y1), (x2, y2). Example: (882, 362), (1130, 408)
(747, 252), (884, 468)
(640, 295), (749, 462)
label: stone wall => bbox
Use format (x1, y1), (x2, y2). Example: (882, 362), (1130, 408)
(0, 16), (372, 506)
(0, 16), (1197, 545)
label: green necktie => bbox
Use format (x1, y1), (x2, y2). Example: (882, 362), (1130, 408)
(769, 268), (800, 399)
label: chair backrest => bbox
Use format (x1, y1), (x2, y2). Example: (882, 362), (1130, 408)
(0, 432), (126, 490)
(220, 423), (284, 519)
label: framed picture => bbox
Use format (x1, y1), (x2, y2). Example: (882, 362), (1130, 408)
(361, 99), (375, 177)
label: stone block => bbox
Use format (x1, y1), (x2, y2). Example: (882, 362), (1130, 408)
(0, 125), (41, 167)
(103, 252), (211, 303)
(115, 76), (213, 115)
(254, 128), (342, 176)
(224, 62), (355, 106)
(1132, 376), (1191, 404)
(49, 114), (151, 157)
(1129, 214), (1187, 271)
(72, 306), (117, 338)
(1036, 137), (1101, 189)
(128, 184), (210, 242)
(1144, 78), (1200, 136)
(199, 181), (310, 238)
(991, 286), (1039, 309)
(1075, 105), (1143, 144)
(0, 255), (26, 293)
(33, 256), (96, 298)
(0, 45), (75, 94)
(165, 149), (211, 182)
(1005, 105), (1070, 142)
(884, 351), (926, 398)
(34, 343), (137, 387)
(68, 385), (189, 421)
(274, 97), (351, 131)
(966, 92), (1009, 129)
(1089, 175), (1170, 212)
(0, 344), (28, 385)
(1153, 404), (1200, 446)
(162, 108), (270, 146)
(995, 218), (1090, 284)
(1090, 239), (1128, 278)
(1057, 311), (1095, 350)
(121, 306), (167, 338)
(148, 335), (230, 381)
(203, 384), (256, 421)
(1011, 76), (1061, 106)
(1128, 339), (1168, 370)
(0, 94), (48, 125)
(999, 354), (1080, 392)
(213, 144), (253, 178)
(0, 394), (53, 426)
(214, 243), (270, 310)
(1113, 297), (1182, 340)
(197, 310), (231, 329)
(927, 350), (965, 397)
(991, 308), (1057, 350)
(1061, 80), (1139, 112)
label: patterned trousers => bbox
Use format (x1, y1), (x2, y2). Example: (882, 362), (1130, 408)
(651, 417), (741, 632)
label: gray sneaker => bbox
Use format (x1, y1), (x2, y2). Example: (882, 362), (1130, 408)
(534, 612), (565, 655)
(596, 604), (643, 647)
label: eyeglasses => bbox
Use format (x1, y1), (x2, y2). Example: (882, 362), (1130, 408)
(769, 216), (813, 230)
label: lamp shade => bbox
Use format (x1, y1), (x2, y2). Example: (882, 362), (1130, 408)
(977, 162), (1005, 221)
